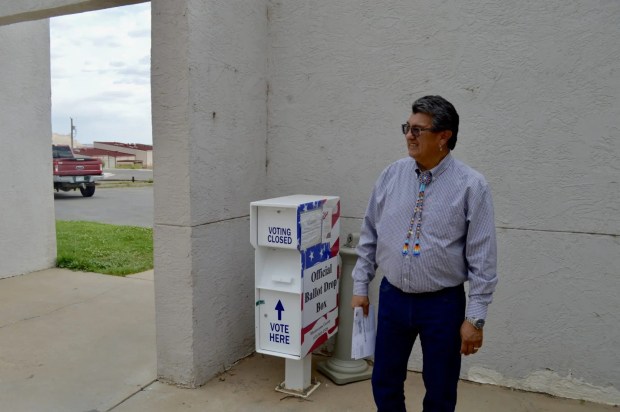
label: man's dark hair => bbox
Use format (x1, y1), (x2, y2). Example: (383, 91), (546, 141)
(412, 95), (459, 150)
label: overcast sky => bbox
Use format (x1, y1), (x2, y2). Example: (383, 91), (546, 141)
(50, 3), (151, 145)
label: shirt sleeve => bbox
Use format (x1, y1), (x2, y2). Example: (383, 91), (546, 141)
(465, 180), (498, 319)
(351, 177), (383, 296)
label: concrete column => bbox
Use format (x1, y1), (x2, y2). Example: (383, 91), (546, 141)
(0, 20), (56, 279)
(151, 0), (268, 386)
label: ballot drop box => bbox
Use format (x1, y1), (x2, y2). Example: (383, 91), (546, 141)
(251, 195), (340, 394)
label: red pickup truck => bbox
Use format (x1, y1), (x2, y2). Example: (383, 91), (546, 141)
(53, 144), (103, 197)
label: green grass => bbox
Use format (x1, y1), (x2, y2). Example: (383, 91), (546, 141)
(56, 220), (153, 276)
(116, 164), (144, 169)
(97, 181), (153, 189)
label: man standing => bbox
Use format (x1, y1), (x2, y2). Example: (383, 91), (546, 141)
(351, 95), (498, 412)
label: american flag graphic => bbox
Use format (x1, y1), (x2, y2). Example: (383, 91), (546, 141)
(298, 198), (340, 356)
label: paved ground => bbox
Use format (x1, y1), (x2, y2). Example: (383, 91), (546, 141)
(54, 186), (154, 227)
(1, 268), (616, 412)
(0, 269), (156, 412)
(115, 355), (616, 412)
(54, 167), (154, 227)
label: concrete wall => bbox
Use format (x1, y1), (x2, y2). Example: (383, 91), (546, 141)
(266, 0), (620, 404)
(100, 155), (117, 169)
(151, 0), (268, 387)
(0, 20), (56, 279)
(145, 150), (152, 169)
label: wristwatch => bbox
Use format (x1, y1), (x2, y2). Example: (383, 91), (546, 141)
(466, 317), (485, 330)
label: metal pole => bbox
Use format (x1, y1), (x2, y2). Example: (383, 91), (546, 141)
(284, 356), (312, 391)
(70, 117), (75, 149)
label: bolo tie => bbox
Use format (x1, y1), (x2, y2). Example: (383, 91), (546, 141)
(402, 170), (432, 257)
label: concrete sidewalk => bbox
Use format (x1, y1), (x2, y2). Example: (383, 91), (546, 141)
(0, 269), (156, 412)
(0, 269), (615, 412)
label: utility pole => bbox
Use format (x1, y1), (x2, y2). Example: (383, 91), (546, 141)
(70, 118), (76, 149)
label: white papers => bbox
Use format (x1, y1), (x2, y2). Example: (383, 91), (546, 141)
(300, 208), (322, 249)
(351, 305), (376, 360)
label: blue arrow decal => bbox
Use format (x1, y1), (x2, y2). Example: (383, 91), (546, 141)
(275, 300), (285, 321)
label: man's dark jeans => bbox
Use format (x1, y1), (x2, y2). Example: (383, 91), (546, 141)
(372, 277), (465, 412)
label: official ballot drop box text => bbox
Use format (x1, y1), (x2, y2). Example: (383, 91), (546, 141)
(251, 195), (340, 359)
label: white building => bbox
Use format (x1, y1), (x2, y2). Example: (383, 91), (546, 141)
(94, 141), (153, 168)
(72, 147), (135, 169)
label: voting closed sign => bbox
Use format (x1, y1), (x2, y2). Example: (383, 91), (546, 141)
(251, 195), (340, 359)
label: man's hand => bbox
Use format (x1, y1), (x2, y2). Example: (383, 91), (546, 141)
(351, 295), (370, 316)
(460, 321), (483, 356)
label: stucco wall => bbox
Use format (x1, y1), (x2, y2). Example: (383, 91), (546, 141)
(0, 20), (56, 279)
(151, 0), (268, 386)
(266, 0), (620, 404)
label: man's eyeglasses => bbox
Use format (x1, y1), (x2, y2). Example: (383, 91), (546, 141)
(401, 123), (434, 137)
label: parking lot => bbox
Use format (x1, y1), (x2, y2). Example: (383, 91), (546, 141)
(54, 185), (154, 227)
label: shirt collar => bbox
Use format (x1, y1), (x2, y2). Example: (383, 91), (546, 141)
(414, 153), (453, 180)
